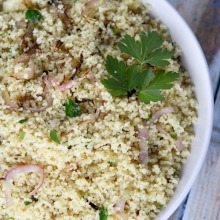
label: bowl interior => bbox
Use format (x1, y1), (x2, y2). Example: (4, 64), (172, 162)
(142, 0), (213, 219)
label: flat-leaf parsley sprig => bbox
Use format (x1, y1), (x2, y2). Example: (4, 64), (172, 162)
(102, 31), (179, 104)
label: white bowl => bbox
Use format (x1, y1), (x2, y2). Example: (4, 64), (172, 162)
(142, 0), (214, 219)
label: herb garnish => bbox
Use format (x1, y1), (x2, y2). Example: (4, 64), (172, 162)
(49, 129), (61, 144)
(110, 25), (121, 36)
(18, 131), (25, 140)
(24, 200), (32, 206)
(18, 118), (28, 124)
(64, 98), (81, 118)
(99, 207), (108, 220)
(118, 31), (174, 67)
(102, 31), (179, 104)
(107, 161), (116, 166)
(25, 9), (43, 23)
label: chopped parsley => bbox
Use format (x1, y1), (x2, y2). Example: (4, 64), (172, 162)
(118, 31), (174, 67)
(171, 132), (177, 140)
(18, 118), (28, 124)
(99, 207), (108, 220)
(25, 9), (43, 23)
(107, 161), (116, 166)
(0, 32), (5, 37)
(110, 25), (121, 36)
(49, 129), (61, 144)
(64, 98), (81, 118)
(24, 200), (32, 206)
(102, 31), (179, 104)
(18, 131), (25, 140)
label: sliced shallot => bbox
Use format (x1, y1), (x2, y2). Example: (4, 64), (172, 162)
(3, 164), (44, 206)
(42, 74), (59, 88)
(23, 93), (53, 113)
(86, 71), (97, 82)
(43, 75), (75, 92)
(139, 140), (148, 165)
(149, 107), (174, 124)
(58, 80), (75, 92)
(15, 20), (27, 29)
(137, 127), (149, 165)
(113, 198), (126, 213)
(176, 139), (185, 151)
(15, 53), (30, 64)
(2, 90), (19, 109)
(13, 67), (36, 80)
(83, 0), (101, 17)
(138, 127), (149, 141)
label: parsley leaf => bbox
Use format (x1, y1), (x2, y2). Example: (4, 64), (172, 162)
(102, 56), (128, 96)
(140, 31), (163, 59)
(146, 49), (174, 67)
(102, 31), (179, 104)
(18, 118), (28, 124)
(25, 9), (43, 23)
(99, 207), (108, 220)
(138, 89), (165, 103)
(137, 68), (155, 90)
(138, 71), (179, 103)
(64, 98), (81, 118)
(119, 31), (174, 67)
(127, 64), (142, 90)
(145, 71), (179, 90)
(50, 129), (61, 144)
(118, 34), (142, 61)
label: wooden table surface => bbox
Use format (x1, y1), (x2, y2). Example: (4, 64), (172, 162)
(167, 0), (220, 220)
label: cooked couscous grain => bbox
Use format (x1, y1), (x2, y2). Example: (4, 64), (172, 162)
(0, 0), (197, 219)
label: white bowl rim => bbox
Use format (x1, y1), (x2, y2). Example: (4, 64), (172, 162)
(141, 0), (214, 219)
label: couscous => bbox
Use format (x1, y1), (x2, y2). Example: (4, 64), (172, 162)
(0, 0), (197, 219)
